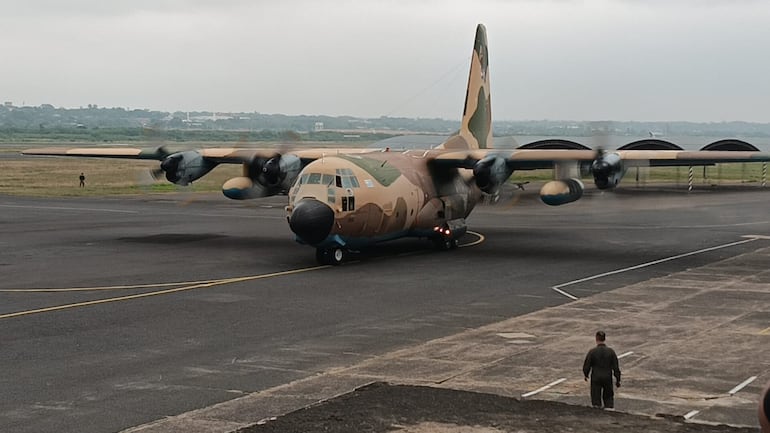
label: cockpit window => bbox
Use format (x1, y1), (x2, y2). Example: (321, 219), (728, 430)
(307, 173), (322, 184)
(322, 174), (334, 186)
(335, 168), (359, 189)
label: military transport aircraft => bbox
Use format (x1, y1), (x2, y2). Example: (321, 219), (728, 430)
(24, 24), (770, 265)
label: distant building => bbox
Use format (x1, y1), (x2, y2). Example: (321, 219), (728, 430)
(3, 101), (12, 107)
(314, 122), (324, 131)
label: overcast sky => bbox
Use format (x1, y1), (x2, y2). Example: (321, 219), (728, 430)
(2, 0), (770, 122)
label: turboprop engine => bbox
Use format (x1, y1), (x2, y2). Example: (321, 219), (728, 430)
(157, 151), (216, 186)
(473, 155), (513, 194)
(591, 152), (625, 190)
(540, 178), (584, 206)
(222, 154), (301, 200)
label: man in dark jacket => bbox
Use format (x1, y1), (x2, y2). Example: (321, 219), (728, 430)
(583, 330), (621, 409)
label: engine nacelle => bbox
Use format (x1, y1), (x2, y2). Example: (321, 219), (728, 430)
(591, 152), (624, 190)
(473, 155), (513, 194)
(160, 151), (216, 186)
(246, 154), (302, 193)
(222, 176), (271, 200)
(540, 178), (584, 206)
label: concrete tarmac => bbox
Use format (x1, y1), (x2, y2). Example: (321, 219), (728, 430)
(1, 185), (769, 432)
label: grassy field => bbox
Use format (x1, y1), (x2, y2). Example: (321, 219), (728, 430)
(1, 144), (768, 197)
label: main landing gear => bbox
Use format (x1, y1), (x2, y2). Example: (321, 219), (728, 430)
(316, 247), (345, 265)
(432, 237), (459, 251)
(431, 218), (467, 251)
(432, 218), (468, 251)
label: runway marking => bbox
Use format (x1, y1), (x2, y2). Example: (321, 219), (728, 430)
(728, 376), (757, 395)
(459, 231), (485, 248)
(618, 351), (634, 359)
(0, 279), (233, 292)
(0, 266), (329, 320)
(521, 378), (566, 398)
(759, 326), (770, 335)
(551, 287), (578, 300)
(0, 204), (139, 214)
(684, 410), (700, 420)
(551, 237), (762, 299)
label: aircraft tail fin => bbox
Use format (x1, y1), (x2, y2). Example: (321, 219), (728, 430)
(440, 24), (492, 150)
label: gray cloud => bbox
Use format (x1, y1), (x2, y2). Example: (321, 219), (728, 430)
(2, 0), (769, 121)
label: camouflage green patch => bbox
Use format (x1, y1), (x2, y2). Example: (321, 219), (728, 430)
(339, 155), (401, 186)
(469, 88), (489, 149)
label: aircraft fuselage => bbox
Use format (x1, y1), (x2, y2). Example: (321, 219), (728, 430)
(286, 150), (481, 261)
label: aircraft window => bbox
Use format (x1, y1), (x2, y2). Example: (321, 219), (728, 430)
(335, 175), (342, 188)
(336, 168), (354, 176)
(307, 173), (322, 184)
(299, 173), (309, 184)
(341, 177), (352, 188)
(350, 176), (360, 188)
(322, 174), (334, 186)
(349, 196), (355, 211)
(327, 188), (335, 204)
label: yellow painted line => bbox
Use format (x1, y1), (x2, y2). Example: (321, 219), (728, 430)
(0, 279), (227, 292)
(759, 326), (770, 335)
(0, 266), (328, 320)
(459, 230), (485, 248)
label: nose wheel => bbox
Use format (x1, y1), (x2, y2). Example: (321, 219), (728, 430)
(316, 247), (345, 265)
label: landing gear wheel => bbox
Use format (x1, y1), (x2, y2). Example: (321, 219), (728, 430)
(315, 248), (345, 265)
(450, 239), (459, 249)
(330, 248), (344, 265)
(433, 237), (453, 251)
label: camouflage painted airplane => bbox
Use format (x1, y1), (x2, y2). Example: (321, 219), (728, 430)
(24, 24), (770, 265)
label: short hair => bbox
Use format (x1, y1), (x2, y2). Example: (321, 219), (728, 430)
(595, 331), (606, 341)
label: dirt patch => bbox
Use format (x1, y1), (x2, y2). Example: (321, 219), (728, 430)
(238, 383), (755, 433)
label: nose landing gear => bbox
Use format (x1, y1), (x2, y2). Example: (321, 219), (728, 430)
(316, 247), (345, 265)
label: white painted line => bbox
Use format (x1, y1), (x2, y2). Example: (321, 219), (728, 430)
(551, 287), (579, 300)
(553, 238), (759, 290)
(521, 378), (567, 398)
(728, 376), (757, 395)
(618, 351), (634, 359)
(742, 234), (770, 240)
(684, 410), (700, 420)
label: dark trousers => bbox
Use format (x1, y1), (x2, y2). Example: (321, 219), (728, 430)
(590, 377), (614, 408)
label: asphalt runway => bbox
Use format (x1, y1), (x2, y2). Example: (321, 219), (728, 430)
(1, 185), (769, 432)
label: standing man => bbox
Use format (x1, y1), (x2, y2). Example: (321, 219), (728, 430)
(79, 172), (85, 188)
(583, 330), (621, 409)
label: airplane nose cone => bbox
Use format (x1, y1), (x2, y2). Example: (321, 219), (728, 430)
(289, 199), (334, 245)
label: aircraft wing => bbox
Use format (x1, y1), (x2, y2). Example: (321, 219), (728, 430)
(431, 148), (770, 170)
(22, 146), (378, 163)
